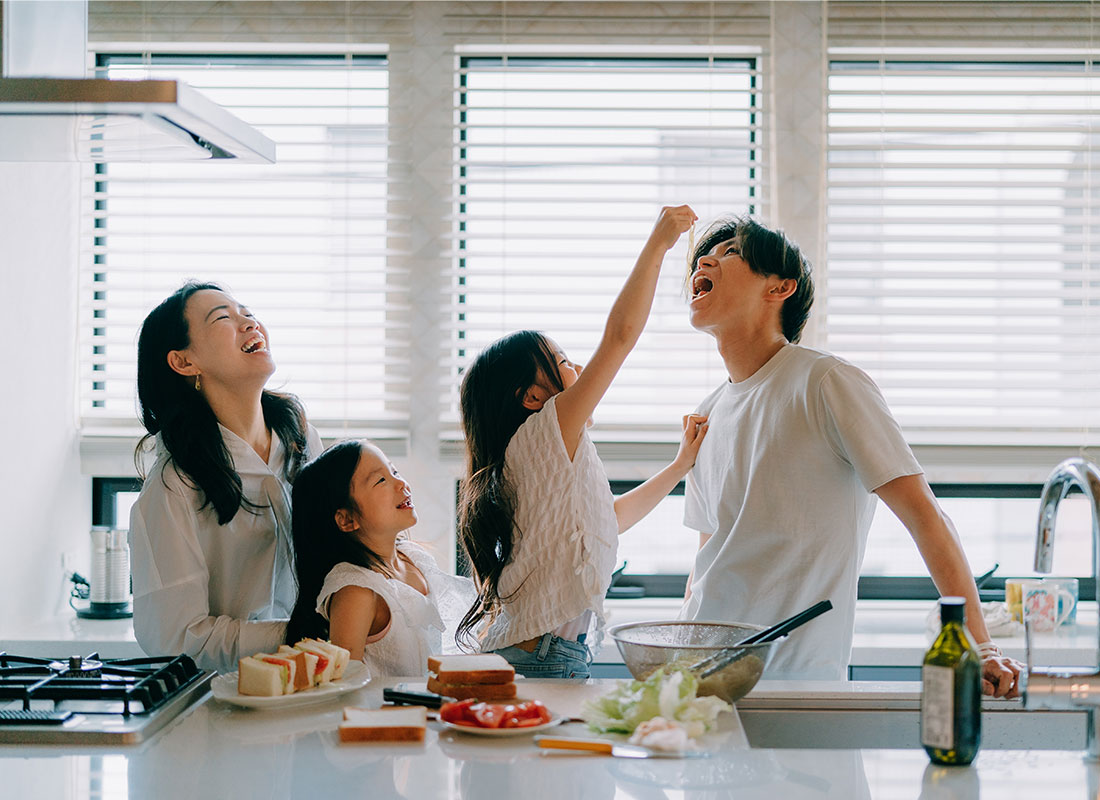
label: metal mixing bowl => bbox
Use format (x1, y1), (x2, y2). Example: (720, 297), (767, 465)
(607, 620), (784, 703)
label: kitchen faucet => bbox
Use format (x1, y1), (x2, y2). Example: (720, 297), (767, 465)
(1024, 457), (1100, 760)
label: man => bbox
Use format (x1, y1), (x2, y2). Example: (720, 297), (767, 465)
(681, 215), (1021, 696)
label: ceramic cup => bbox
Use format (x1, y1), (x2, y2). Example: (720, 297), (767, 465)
(1005, 578), (1028, 623)
(1044, 577), (1079, 627)
(1022, 579), (1076, 632)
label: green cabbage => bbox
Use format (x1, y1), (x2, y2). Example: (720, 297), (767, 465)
(581, 667), (732, 737)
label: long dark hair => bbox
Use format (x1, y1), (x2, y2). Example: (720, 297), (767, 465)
(690, 215), (815, 343)
(455, 330), (564, 648)
(135, 281), (308, 525)
(285, 440), (407, 644)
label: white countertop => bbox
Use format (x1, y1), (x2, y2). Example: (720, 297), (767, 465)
(0, 677), (1093, 799)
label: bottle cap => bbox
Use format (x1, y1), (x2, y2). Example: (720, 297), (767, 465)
(939, 596), (966, 625)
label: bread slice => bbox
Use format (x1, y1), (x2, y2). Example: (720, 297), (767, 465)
(280, 645), (320, 687)
(295, 639), (350, 680)
(238, 656), (289, 696)
(271, 648), (310, 692)
(427, 676), (517, 701)
(339, 706), (427, 743)
(293, 641), (337, 683)
(257, 654), (299, 694)
(427, 654), (515, 685)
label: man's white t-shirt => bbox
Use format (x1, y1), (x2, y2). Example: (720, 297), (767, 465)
(681, 344), (922, 680)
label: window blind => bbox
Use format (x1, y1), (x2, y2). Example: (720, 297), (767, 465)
(445, 55), (767, 431)
(825, 57), (1100, 440)
(80, 53), (405, 431)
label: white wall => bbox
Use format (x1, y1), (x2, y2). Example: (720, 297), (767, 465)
(0, 161), (89, 631)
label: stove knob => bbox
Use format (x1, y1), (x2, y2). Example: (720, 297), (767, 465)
(69, 656), (82, 670)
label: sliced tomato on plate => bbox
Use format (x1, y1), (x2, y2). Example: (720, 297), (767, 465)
(440, 698), (554, 729)
(470, 702), (507, 728)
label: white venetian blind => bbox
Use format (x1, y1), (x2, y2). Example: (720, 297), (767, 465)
(80, 53), (405, 431)
(826, 56), (1100, 440)
(444, 55), (766, 431)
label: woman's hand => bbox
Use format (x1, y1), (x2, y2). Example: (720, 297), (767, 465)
(646, 204), (698, 255)
(981, 651), (1023, 698)
(672, 414), (708, 474)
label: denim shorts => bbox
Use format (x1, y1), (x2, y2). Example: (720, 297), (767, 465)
(491, 633), (592, 679)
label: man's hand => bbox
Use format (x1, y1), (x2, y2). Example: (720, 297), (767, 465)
(981, 652), (1023, 698)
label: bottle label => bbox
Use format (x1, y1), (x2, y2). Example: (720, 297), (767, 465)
(921, 664), (954, 750)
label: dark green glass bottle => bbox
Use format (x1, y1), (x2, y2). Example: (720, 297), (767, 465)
(920, 596), (981, 765)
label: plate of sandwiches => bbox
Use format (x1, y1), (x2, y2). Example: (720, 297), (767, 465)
(212, 638), (370, 709)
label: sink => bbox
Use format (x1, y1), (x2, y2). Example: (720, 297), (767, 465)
(738, 707), (1086, 750)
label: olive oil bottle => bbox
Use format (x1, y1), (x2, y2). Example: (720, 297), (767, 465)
(920, 596), (981, 765)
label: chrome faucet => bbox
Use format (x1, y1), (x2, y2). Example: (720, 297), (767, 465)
(1025, 457), (1100, 759)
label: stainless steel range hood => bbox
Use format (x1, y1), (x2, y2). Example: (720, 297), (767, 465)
(0, 0), (275, 163)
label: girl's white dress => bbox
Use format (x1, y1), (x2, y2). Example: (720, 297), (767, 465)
(315, 541), (476, 677)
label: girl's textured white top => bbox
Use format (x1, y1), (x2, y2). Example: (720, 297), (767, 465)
(480, 394), (619, 652)
(316, 541), (476, 677)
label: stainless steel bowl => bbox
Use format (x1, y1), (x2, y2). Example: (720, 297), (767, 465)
(607, 620), (784, 703)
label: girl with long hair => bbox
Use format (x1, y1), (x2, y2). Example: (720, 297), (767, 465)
(456, 206), (708, 678)
(128, 282), (322, 673)
(286, 440), (475, 676)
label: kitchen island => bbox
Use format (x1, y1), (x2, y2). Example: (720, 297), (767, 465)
(0, 676), (1093, 799)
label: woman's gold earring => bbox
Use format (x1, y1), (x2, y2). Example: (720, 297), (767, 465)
(194, 374), (202, 391)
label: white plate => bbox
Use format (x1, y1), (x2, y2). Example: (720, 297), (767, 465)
(439, 714), (564, 737)
(212, 661), (371, 709)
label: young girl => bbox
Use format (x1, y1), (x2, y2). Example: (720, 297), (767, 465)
(286, 439), (476, 677)
(456, 205), (708, 678)
(129, 282), (323, 674)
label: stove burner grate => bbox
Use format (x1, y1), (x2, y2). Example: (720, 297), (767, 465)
(0, 652), (204, 717)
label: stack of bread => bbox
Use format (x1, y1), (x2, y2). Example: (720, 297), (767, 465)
(426, 653), (516, 700)
(237, 638), (351, 696)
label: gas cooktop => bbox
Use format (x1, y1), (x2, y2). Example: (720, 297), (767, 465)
(0, 652), (214, 744)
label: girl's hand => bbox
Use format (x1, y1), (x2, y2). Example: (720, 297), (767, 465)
(673, 413), (708, 472)
(647, 205), (698, 254)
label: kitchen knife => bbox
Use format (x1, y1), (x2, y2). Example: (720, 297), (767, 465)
(534, 736), (709, 759)
(382, 687), (454, 709)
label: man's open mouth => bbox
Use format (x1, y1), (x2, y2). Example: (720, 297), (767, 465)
(691, 273), (714, 299)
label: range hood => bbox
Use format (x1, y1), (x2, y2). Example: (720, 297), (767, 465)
(0, 0), (275, 163)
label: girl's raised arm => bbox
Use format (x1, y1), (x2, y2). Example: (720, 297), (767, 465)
(554, 205), (697, 457)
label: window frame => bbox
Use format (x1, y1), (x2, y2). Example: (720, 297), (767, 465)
(604, 480), (1097, 601)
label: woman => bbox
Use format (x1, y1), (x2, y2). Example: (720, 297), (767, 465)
(128, 281), (322, 673)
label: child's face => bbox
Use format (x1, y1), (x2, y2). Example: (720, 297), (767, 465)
(546, 338), (582, 392)
(342, 443), (417, 540)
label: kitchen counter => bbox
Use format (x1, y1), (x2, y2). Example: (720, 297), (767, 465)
(0, 676), (1093, 799)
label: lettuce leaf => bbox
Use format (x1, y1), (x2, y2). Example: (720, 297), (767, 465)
(581, 667), (732, 736)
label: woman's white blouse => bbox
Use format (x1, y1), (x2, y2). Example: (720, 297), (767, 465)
(128, 424), (322, 674)
(480, 394), (619, 652)
(316, 541), (477, 677)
